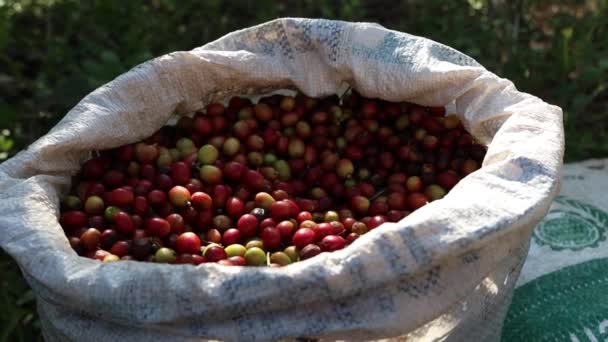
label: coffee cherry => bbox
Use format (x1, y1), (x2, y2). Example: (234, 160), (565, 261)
(199, 165), (222, 184)
(351, 222), (368, 235)
(145, 218), (171, 238)
(283, 246), (299, 262)
(296, 211), (313, 223)
(320, 235), (346, 251)
(147, 190), (167, 207)
(260, 217), (277, 230)
(170, 161), (192, 185)
(61, 210), (88, 229)
(193, 116), (213, 136)
(329, 221), (345, 235)
(292, 228), (316, 249)
(406, 176), (424, 192)
(175, 232), (201, 254)
(244, 247), (267, 266)
(324, 211), (339, 223)
(270, 200), (291, 220)
(103, 254), (121, 263)
(99, 229), (119, 250)
(191, 191), (212, 210)
(254, 103), (273, 121)
(166, 213), (186, 235)
(155, 247), (176, 263)
(425, 184), (446, 201)
(131, 238), (152, 260)
(313, 222), (334, 241)
(299, 244), (322, 260)
(350, 196), (370, 215)
(212, 215), (232, 231)
(407, 193), (429, 210)
(222, 229), (241, 246)
(223, 137), (240, 157)
(62, 93), (483, 266)
(228, 256), (246, 266)
(114, 212), (134, 235)
(204, 245), (228, 262)
(261, 227), (282, 251)
(245, 239), (264, 250)
(444, 114), (461, 129)
(80, 228), (101, 251)
(276, 220), (295, 240)
(237, 214), (258, 238)
(254, 192), (276, 210)
(109, 241), (130, 257)
(288, 138), (305, 158)
(206, 229), (222, 244)
(462, 159), (479, 175)
(225, 244), (247, 258)
(226, 197), (246, 218)
(387, 192), (407, 210)
(273, 160), (291, 181)
(224, 161), (246, 182)
(244, 169), (265, 190)
(270, 252), (292, 266)
(198, 144), (219, 165)
(168, 186), (191, 207)
(84, 196), (104, 215)
(368, 215), (388, 230)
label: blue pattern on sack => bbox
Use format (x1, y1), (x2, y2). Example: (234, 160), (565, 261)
(455, 202), (536, 252)
(230, 314), (260, 341)
(428, 43), (480, 67)
(399, 227), (431, 265)
(229, 19), (345, 62)
(460, 249), (481, 264)
(376, 233), (408, 275)
(351, 30), (480, 67)
(285, 19), (345, 61)
(231, 20), (292, 58)
(512, 156), (552, 183)
(217, 269), (332, 339)
(397, 266), (441, 298)
(375, 289), (397, 314)
(348, 255), (367, 285)
(212, 263), (339, 332)
(331, 300), (364, 329)
(351, 32), (418, 66)
(220, 271), (275, 315)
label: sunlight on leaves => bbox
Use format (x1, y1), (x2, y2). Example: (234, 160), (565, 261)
(467, 0), (484, 11)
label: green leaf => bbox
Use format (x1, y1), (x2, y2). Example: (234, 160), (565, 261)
(15, 291), (34, 307)
(0, 308), (26, 342)
(599, 57), (608, 70)
(0, 102), (17, 127)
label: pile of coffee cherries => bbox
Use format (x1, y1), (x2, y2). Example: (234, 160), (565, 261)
(59, 91), (486, 266)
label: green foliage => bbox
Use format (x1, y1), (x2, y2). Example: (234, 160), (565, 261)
(1, 0), (607, 162)
(0, 251), (42, 342)
(0, 131), (14, 160)
(0, 0), (607, 339)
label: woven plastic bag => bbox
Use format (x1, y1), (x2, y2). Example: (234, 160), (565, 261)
(0, 18), (564, 341)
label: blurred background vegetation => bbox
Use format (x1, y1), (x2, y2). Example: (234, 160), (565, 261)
(1, 0), (607, 340)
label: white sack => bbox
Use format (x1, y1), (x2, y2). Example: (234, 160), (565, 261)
(0, 18), (564, 341)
